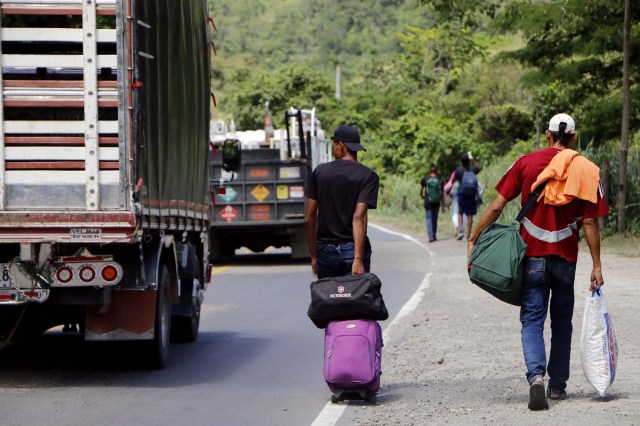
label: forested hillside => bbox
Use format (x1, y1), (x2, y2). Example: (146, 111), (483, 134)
(210, 0), (433, 74)
(208, 0), (640, 235)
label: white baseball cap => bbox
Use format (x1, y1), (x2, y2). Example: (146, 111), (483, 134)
(548, 113), (575, 134)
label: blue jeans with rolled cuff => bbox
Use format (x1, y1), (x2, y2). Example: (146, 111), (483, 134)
(520, 256), (576, 391)
(425, 204), (439, 241)
(316, 242), (371, 279)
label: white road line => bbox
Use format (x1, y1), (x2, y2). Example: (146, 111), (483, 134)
(310, 223), (432, 426)
(369, 223), (429, 249)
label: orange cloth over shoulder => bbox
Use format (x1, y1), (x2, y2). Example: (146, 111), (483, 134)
(531, 149), (600, 205)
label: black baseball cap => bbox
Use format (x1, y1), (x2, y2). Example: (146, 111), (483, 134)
(331, 125), (366, 152)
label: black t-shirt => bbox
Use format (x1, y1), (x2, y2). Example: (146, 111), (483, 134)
(307, 159), (379, 250)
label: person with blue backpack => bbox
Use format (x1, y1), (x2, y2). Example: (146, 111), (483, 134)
(452, 152), (481, 240)
(419, 165), (445, 242)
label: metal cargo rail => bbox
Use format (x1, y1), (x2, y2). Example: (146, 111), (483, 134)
(0, 0), (209, 241)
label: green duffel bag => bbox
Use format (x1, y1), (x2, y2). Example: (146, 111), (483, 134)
(467, 222), (527, 306)
(467, 182), (546, 306)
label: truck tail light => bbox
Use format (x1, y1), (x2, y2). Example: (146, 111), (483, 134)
(79, 266), (96, 283)
(101, 264), (119, 282)
(56, 266), (73, 284)
(51, 254), (122, 287)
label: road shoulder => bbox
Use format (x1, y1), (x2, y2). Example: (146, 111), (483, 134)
(338, 230), (639, 426)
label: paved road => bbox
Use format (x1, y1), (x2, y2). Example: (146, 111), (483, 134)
(0, 224), (429, 426)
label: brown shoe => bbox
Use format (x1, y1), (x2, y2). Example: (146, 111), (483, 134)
(547, 386), (567, 400)
(528, 377), (549, 410)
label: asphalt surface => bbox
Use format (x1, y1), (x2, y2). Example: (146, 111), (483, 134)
(0, 224), (428, 426)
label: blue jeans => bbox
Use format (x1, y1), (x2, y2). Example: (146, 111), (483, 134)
(316, 242), (371, 279)
(520, 256), (576, 391)
(425, 204), (439, 241)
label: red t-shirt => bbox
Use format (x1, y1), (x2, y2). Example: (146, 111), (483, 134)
(495, 148), (608, 262)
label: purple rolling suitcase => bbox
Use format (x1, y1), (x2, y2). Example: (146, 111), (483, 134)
(324, 319), (383, 403)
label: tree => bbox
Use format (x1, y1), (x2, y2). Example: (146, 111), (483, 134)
(397, 25), (484, 97)
(492, 0), (640, 146)
(619, 0), (632, 233)
(420, 0), (502, 28)
(493, 0), (639, 232)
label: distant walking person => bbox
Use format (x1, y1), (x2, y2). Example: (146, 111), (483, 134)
(468, 113), (608, 411)
(419, 165), (445, 242)
(305, 125), (380, 279)
(452, 152), (481, 240)
(444, 170), (467, 236)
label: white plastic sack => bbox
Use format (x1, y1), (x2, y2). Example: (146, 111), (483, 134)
(580, 288), (618, 396)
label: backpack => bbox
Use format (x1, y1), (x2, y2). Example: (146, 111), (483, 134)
(425, 177), (442, 204)
(460, 170), (478, 196)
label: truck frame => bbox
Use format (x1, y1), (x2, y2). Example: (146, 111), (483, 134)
(0, 0), (212, 368)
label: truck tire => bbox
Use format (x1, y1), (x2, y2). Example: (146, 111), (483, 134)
(142, 264), (171, 369)
(171, 245), (201, 343)
(171, 280), (201, 343)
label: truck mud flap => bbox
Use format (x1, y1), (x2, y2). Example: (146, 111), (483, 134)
(84, 289), (156, 341)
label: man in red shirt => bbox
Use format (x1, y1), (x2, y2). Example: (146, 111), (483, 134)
(467, 113), (607, 411)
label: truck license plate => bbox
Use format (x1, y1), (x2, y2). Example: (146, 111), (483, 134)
(0, 265), (12, 288)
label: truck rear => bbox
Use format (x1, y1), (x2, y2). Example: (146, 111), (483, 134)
(0, 0), (212, 368)
(208, 108), (331, 261)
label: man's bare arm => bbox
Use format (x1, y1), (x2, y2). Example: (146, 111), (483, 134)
(352, 202), (369, 275)
(305, 198), (319, 277)
(583, 217), (604, 291)
(467, 193), (509, 258)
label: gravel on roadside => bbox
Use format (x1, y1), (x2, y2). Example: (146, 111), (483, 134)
(338, 229), (640, 426)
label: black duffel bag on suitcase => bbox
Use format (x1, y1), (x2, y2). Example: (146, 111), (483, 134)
(307, 272), (389, 329)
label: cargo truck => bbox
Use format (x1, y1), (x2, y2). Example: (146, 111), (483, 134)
(208, 107), (331, 261)
(0, 0), (212, 368)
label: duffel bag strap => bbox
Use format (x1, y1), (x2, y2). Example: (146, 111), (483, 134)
(515, 181), (547, 223)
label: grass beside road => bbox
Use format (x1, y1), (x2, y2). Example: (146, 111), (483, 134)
(597, 233), (640, 258)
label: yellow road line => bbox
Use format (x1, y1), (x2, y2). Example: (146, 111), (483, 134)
(211, 264), (233, 275)
(209, 246), (279, 277)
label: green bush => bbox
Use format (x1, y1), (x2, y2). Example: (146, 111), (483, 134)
(582, 136), (640, 236)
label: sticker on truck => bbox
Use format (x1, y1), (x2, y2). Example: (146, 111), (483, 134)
(0, 265), (12, 288)
(219, 186), (238, 203)
(279, 167), (301, 179)
(289, 186), (305, 198)
(220, 205), (238, 222)
(277, 185), (289, 200)
(251, 184), (270, 202)
(70, 229), (102, 241)
(249, 205), (272, 221)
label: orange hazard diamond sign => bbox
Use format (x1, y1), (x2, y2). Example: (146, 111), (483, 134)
(219, 205), (238, 222)
(251, 184), (270, 202)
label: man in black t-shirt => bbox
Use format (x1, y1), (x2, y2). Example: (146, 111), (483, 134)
(305, 125), (379, 278)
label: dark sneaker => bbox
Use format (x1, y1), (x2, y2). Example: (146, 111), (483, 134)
(528, 377), (549, 410)
(456, 231), (465, 240)
(546, 386), (567, 401)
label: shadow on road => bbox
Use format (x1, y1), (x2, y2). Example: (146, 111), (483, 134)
(0, 330), (269, 389)
(210, 245), (310, 267)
